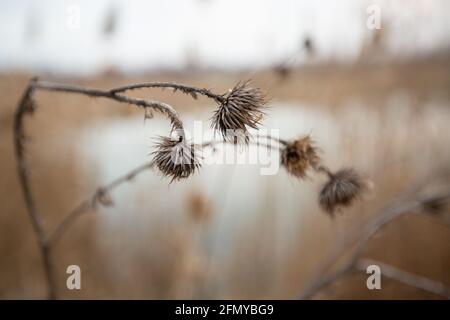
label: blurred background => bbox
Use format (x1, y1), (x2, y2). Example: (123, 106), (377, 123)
(0, 0), (449, 299)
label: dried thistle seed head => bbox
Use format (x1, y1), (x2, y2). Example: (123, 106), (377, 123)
(281, 136), (320, 178)
(319, 168), (368, 215)
(212, 80), (267, 144)
(152, 136), (201, 182)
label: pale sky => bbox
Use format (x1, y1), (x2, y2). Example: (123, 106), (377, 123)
(0, 0), (449, 75)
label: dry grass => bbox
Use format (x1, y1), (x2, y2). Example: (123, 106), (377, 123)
(0, 57), (450, 299)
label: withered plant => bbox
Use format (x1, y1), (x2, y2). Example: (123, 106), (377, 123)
(15, 77), (370, 299)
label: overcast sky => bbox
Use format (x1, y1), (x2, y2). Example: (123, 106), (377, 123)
(0, 0), (449, 75)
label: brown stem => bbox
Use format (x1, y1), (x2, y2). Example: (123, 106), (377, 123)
(34, 81), (185, 132)
(14, 78), (57, 299)
(314, 165), (334, 178)
(109, 82), (226, 104)
(297, 190), (450, 299)
(356, 258), (450, 299)
(255, 133), (288, 146)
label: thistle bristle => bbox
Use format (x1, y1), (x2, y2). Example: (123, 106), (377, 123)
(152, 136), (201, 182)
(211, 80), (267, 144)
(281, 136), (321, 178)
(319, 168), (368, 215)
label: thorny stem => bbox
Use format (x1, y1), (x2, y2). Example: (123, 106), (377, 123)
(34, 81), (185, 132)
(201, 138), (282, 152)
(47, 139), (281, 246)
(110, 82), (226, 104)
(14, 78), (57, 300)
(314, 164), (334, 178)
(356, 258), (450, 298)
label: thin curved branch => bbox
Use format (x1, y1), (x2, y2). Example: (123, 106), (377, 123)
(356, 259), (450, 299)
(109, 82), (226, 104)
(33, 81), (185, 131)
(14, 80), (42, 244)
(297, 190), (450, 299)
(201, 138), (282, 152)
(15, 78), (284, 299)
(254, 133), (288, 146)
(13, 78), (57, 299)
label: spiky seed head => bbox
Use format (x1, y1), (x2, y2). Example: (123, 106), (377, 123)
(152, 136), (201, 182)
(281, 136), (321, 178)
(319, 168), (368, 215)
(211, 80), (267, 144)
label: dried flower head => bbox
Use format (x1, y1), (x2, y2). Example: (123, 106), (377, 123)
(281, 136), (321, 178)
(319, 168), (368, 215)
(212, 80), (267, 144)
(152, 136), (201, 182)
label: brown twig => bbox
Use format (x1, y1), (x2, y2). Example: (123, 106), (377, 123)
(13, 78), (57, 299)
(297, 190), (450, 299)
(34, 81), (185, 132)
(356, 258), (450, 299)
(109, 82), (226, 104)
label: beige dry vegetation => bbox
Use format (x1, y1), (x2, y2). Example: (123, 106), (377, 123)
(0, 56), (450, 299)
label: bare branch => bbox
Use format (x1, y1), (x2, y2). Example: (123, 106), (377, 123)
(13, 78), (57, 299)
(109, 82), (225, 103)
(297, 190), (450, 299)
(33, 81), (185, 131)
(356, 259), (450, 299)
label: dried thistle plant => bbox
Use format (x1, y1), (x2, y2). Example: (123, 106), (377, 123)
(211, 81), (267, 144)
(318, 168), (369, 215)
(16, 77), (450, 301)
(13, 78), (372, 299)
(152, 136), (201, 182)
(281, 135), (321, 179)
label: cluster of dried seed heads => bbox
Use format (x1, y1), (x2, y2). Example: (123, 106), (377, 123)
(154, 80), (266, 181)
(150, 80), (369, 215)
(279, 136), (368, 214)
